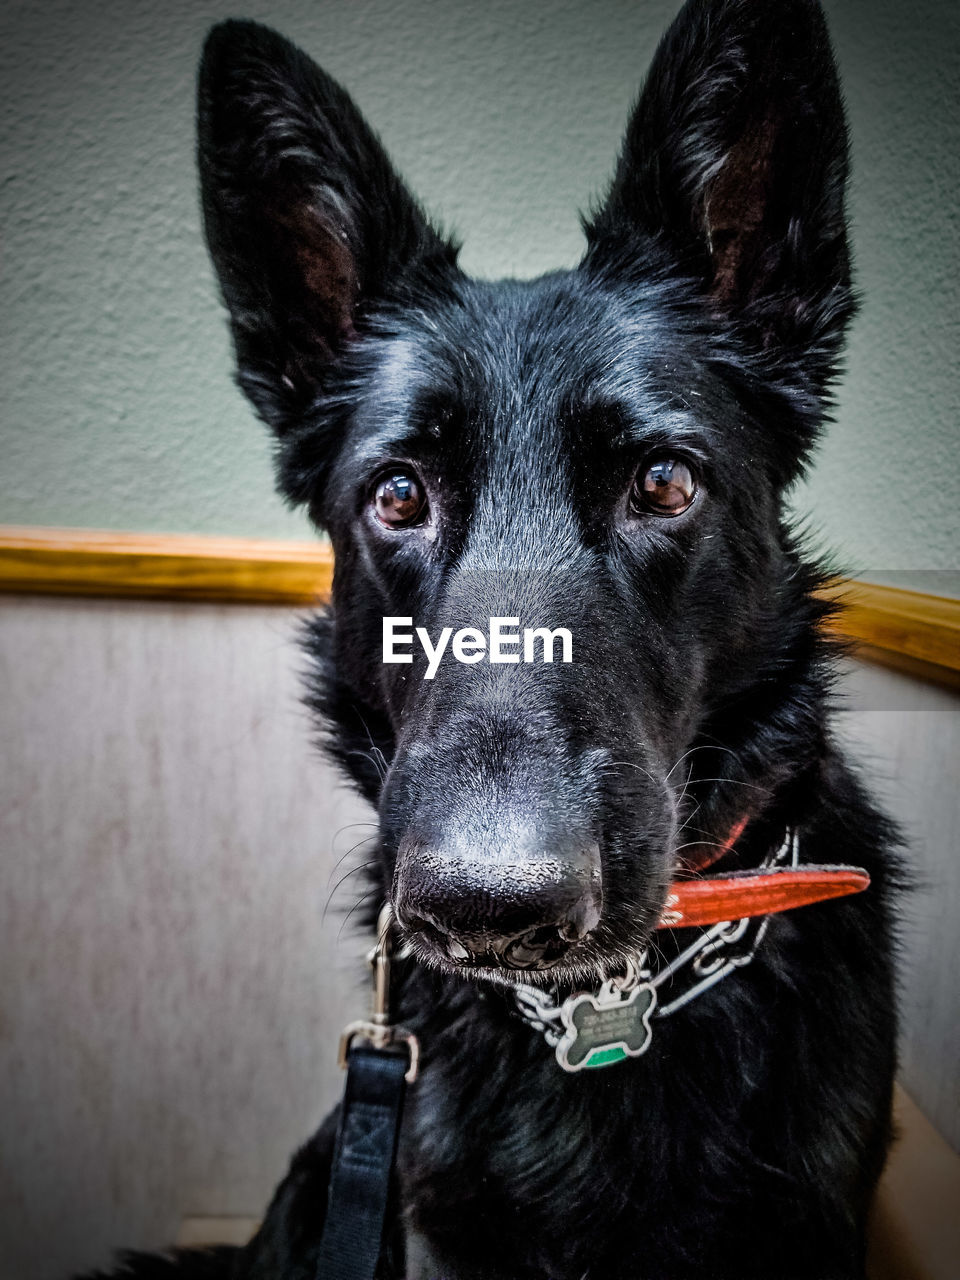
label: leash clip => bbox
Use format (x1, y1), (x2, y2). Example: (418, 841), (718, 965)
(337, 903), (420, 1083)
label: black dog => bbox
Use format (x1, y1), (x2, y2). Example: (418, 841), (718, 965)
(85, 2), (901, 1277)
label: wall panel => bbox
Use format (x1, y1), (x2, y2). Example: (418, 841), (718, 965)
(0, 596), (372, 1279)
(0, 596), (956, 1277)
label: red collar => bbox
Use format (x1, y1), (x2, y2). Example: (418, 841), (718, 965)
(657, 818), (870, 929)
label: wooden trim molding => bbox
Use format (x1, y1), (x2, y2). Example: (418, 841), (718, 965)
(0, 525), (957, 672)
(0, 525), (332, 605)
(827, 581), (960, 675)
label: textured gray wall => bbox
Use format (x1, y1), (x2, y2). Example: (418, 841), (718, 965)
(0, 0), (957, 577)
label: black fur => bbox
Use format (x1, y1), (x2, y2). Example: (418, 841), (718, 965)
(81, 2), (902, 1276)
(76, 1250), (239, 1279)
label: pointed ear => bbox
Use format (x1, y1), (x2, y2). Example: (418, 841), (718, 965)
(197, 21), (458, 433)
(585, 0), (854, 382)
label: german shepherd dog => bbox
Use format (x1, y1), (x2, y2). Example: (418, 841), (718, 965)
(87, 2), (901, 1277)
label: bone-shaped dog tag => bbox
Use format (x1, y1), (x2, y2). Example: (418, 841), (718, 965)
(555, 982), (657, 1072)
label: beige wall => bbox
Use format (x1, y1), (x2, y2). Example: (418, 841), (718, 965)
(835, 659), (960, 1148)
(0, 596), (957, 1278)
(0, 596), (372, 1279)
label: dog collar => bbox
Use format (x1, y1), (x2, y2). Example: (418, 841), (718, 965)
(657, 814), (869, 927)
(513, 828), (870, 1072)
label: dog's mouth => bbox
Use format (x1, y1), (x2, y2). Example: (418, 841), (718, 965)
(401, 935), (658, 996)
(395, 889), (670, 993)
(411, 919), (589, 973)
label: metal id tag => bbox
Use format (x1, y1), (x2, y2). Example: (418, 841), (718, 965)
(555, 981), (657, 1072)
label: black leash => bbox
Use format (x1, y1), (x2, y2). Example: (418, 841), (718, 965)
(316, 906), (419, 1280)
(315, 1046), (409, 1280)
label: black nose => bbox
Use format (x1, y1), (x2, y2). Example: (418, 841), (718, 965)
(394, 844), (602, 971)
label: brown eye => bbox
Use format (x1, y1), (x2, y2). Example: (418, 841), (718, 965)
(632, 458), (698, 516)
(373, 471), (427, 528)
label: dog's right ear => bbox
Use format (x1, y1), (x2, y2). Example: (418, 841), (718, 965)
(197, 21), (457, 434)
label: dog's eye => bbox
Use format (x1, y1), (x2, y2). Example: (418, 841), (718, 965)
(631, 458), (697, 516)
(372, 471), (428, 528)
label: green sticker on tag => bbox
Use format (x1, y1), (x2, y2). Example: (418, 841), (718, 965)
(584, 1045), (628, 1068)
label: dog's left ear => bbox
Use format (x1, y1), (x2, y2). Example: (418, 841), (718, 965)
(585, 0), (853, 386)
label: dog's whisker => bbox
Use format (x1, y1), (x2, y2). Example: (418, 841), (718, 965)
(325, 833), (380, 884)
(664, 745), (710, 786)
(322, 859), (381, 923)
(354, 710), (393, 783)
(673, 838), (727, 854)
(672, 759), (696, 815)
(331, 820), (379, 847)
(674, 802), (703, 836)
(345, 747), (388, 782)
(683, 776), (771, 792)
(336, 887), (381, 941)
(674, 824), (724, 846)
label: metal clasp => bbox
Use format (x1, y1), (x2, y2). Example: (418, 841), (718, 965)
(336, 903), (420, 1083)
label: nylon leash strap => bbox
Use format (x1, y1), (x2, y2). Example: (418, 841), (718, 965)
(316, 905), (419, 1280)
(315, 1046), (409, 1280)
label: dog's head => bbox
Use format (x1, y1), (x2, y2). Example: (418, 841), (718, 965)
(198, 0), (851, 985)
